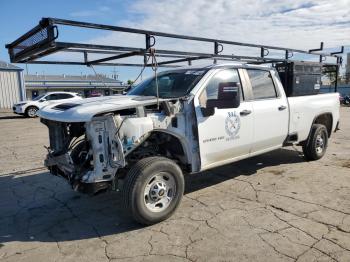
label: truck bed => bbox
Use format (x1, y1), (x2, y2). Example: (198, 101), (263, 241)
(287, 93), (340, 142)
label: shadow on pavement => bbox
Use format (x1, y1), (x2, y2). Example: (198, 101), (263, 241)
(0, 115), (25, 120)
(0, 147), (305, 244)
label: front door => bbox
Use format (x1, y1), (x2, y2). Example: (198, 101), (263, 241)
(194, 68), (254, 170)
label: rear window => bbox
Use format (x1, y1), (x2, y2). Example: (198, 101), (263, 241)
(247, 70), (277, 100)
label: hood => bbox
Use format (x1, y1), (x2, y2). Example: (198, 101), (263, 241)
(15, 100), (30, 105)
(38, 95), (167, 122)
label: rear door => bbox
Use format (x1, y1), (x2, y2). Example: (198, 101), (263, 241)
(194, 68), (254, 170)
(244, 69), (288, 153)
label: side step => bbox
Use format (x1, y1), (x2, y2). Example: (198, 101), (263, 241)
(283, 132), (298, 146)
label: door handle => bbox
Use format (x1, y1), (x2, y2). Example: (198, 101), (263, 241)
(278, 105), (287, 111)
(240, 109), (252, 116)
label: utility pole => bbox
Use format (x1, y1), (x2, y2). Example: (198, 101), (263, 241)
(111, 67), (118, 80)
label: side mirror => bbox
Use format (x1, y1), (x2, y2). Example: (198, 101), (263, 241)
(201, 82), (241, 117)
(39, 98), (47, 102)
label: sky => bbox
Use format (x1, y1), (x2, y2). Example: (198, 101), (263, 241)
(0, 0), (349, 82)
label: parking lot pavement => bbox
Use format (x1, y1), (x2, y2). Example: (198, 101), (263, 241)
(0, 108), (350, 262)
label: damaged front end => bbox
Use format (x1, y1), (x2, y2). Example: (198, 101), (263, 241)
(42, 114), (125, 194)
(41, 97), (195, 195)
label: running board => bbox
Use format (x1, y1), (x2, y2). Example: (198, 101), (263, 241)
(283, 133), (298, 146)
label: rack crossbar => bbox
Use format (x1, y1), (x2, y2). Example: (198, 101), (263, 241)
(6, 17), (344, 67)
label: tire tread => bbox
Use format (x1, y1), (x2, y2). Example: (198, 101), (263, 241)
(122, 156), (182, 224)
(302, 124), (328, 161)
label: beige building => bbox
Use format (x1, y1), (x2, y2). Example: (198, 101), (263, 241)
(25, 74), (127, 100)
(0, 61), (25, 109)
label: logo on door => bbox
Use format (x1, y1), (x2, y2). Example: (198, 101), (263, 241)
(225, 111), (240, 137)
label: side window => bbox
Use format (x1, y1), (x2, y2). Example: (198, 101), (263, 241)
(247, 70), (277, 100)
(46, 94), (59, 100)
(57, 94), (74, 99)
(199, 69), (243, 107)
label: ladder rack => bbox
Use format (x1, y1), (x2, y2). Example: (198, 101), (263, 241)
(6, 17), (344, 68)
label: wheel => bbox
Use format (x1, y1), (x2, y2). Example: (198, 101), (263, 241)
(122, 157), (184, 225)
(25, 106), (39, 118)
(302, 124), (328, 161)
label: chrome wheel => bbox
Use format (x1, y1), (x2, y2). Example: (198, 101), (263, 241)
(302, 124), (328, 161)
(144, 172), (176, 213)
(315, 134), (325, 154)
(27, 107), (38, 117)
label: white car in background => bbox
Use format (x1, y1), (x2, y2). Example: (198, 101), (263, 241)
(13, 92), (83, 118)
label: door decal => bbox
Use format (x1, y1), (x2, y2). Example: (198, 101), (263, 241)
(225, 112), (240, 138)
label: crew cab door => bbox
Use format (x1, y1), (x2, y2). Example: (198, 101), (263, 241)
(194, 68), (254, 170)
(244, 69), (289, 153)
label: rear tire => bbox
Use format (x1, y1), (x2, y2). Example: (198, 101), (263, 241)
(302, 124), (328, 161)
(25, 106), (39, 118)
(122, 157), (184, 225)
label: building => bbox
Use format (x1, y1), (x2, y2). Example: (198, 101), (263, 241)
(0, 61), (25, 109)
(25, 74), (127, 100)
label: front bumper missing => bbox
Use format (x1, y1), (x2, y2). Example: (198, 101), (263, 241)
(43, 115), (125, 194)
(45, 153), (75, 175)
(45, 153), (112, 194)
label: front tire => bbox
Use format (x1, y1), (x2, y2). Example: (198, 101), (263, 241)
(25, 106), (39, 118)
(302, 124), (328, 161)
(122, 157), (184, 225)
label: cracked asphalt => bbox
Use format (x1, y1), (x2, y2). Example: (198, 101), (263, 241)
(1, 108), (350, 262)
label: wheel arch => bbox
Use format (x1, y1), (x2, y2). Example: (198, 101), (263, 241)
(25, 104), (39, 110)
(312, 112), (333, 138)
(127, 129), (192, 171)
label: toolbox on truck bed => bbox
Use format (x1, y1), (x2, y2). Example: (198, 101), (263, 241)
(276, 62), (322, 97)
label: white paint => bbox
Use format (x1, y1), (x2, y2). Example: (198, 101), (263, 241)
(13, 91), (82, 115)
(40, 63), (340, 176)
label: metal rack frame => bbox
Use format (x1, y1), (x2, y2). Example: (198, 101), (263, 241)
(5, 17), (345, 91)
(6, 17), (344, 66)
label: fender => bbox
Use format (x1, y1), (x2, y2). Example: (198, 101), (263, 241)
(152, 129), (192, 165)
(301, 112), (333, 145)
(311, 112), (333, 137)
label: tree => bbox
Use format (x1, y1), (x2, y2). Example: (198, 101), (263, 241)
(127, 79), (134, 85)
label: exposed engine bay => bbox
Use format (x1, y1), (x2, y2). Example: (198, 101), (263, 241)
(42, 99), (199, 194)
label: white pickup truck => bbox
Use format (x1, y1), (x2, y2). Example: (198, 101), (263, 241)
(39, 63), (340, 224)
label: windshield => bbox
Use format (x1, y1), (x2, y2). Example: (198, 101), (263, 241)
(32, 94), (46, 101)
(128, 69), (207, 98)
